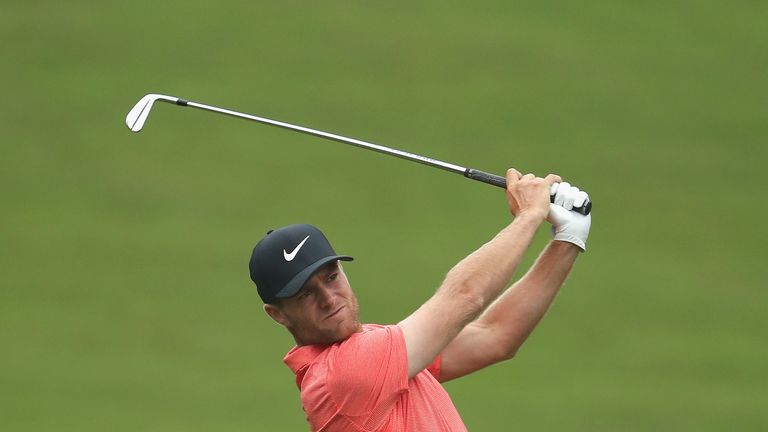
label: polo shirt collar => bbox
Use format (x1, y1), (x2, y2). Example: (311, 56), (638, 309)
(284, 344), (329, 389)
(284, 344), (328, 373)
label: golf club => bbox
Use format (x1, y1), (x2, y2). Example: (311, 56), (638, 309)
(125, 94), (592, 215)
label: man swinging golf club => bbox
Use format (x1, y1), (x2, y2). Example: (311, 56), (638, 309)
(249, 168), (592, 431)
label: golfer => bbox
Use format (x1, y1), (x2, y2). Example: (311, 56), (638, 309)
(249, 168), (592, 431)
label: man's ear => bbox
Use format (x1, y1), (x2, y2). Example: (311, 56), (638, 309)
(264, 303), (290, 327)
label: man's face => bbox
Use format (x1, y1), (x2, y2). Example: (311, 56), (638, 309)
(265, 261), (362, 346)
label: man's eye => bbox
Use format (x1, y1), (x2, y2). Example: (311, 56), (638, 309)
(328, 273), (338, 281)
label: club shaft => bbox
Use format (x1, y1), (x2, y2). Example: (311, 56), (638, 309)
(146, 97), (591, 215)
(175, 99), (468, 175)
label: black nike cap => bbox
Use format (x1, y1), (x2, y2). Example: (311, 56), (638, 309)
(249, 224), (353, 304)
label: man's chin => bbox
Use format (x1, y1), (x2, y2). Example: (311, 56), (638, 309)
(327, 321), (362, 343)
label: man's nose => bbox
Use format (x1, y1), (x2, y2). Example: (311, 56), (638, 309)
(317, 286), (335, 309)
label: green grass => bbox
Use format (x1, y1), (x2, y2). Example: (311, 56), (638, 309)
(1, 1), (766, 430)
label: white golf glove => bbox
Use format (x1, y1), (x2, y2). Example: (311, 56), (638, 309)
(547, 182), (592, 252)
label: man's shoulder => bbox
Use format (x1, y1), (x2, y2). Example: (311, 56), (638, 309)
(360, 322), (389, 332)
(320, 324), (405, 368)
(349, 323), (404, 345)
(286, 324), (403, 374)
(302, 324), (411, 419)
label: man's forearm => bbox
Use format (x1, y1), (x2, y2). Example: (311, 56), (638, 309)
(441, 213), (544, 316)
(475, 240), (580, 358)
(399, 212), (546, 378)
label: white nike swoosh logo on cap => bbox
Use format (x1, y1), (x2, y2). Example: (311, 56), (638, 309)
(283, 235), (310, 262)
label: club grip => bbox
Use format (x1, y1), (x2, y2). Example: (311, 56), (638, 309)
(464, 168), (592, 215)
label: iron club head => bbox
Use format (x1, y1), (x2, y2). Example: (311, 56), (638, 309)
(125, 94), (180, 132)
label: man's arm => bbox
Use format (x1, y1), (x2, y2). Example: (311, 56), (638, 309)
(398, 169), (559, 378)
(438, 183), (592, 381)
(438, 240), (579, 382)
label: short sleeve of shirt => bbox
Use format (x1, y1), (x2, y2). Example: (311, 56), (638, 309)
(326, 325), (409, 419)
(426, 352), (442, 380)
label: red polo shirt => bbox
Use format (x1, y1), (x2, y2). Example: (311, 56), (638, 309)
(284, 324), (467, 431)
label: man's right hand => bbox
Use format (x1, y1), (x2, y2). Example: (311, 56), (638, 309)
(505, 168), (562, 220)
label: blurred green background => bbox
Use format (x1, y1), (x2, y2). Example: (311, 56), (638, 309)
(2, 1), (766, 430)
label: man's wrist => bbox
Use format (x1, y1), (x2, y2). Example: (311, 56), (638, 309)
(548, 241), (583, 261)
(552, 236), (586, 252)
(513, 209), (548, 225)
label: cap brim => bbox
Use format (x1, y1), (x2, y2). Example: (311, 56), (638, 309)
(273, 255), (353, 300)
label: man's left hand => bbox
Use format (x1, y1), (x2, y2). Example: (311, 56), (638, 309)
(548, 182), (592, 252)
